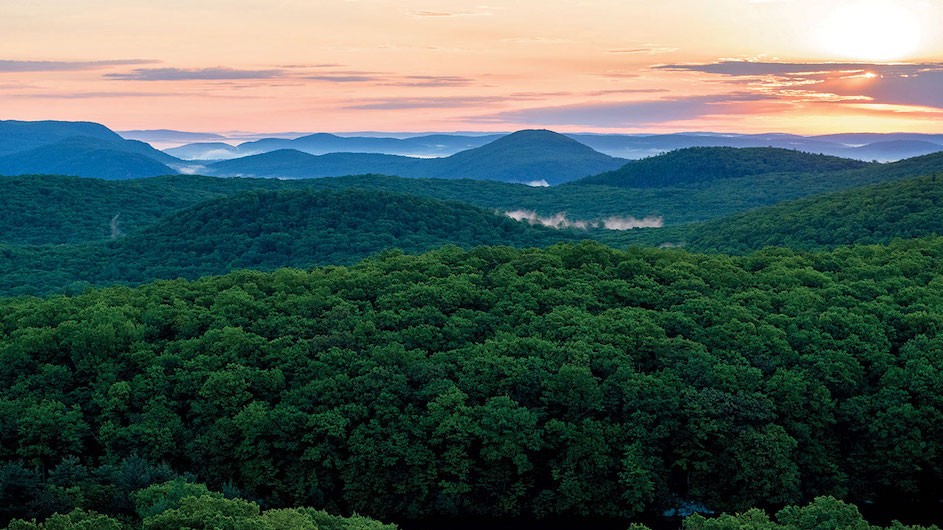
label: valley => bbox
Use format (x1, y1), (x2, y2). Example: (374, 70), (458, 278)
(1, 118), (942, 530)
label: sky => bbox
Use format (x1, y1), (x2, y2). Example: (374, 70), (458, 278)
(2, 0), (943, 134)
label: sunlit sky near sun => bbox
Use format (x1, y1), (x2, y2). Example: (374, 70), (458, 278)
(2, 0), (943, 134)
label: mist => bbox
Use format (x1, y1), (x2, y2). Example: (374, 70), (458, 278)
(505, 210), (663, 230)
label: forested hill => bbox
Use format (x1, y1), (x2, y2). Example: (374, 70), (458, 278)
(0, 174), (664, 246)
(1, 240), (941, 527)
(573, 147), (872, 188)
(206, 149), (426, 180)
(423, 129), (625, 185)
(0, 188), (590, 296)
(119, 188), (576, 266)
(0, 137), (177, 180)
(618, 173), (943, 253)
(0, 120), (184, 179)
(0, 120), (124, 156)
(9, 156), (942, 249)
(0, 175), (299, 245)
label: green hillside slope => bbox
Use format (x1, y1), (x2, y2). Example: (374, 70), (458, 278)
(658, 174), (943, 253)
(574, 147), (871, 188)
(0, 189), (589, 295)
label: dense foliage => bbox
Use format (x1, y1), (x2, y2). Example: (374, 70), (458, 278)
(0, 189), (602, 296)
(573, 147), (871, 188)
(2, 240), (942, 525)
(686, 174), (943, 253)
(8, 496), (936, 530)
(680, 496), (938, 530)
(622, 174), (943, 253)
(2, 479), (394, 529)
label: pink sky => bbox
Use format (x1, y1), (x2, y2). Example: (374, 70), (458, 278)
(2, 0), (942, 134)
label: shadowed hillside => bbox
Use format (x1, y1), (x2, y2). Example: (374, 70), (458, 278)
(0, 137), (177, 180)
(0, 188), (592, 295)
(573, 147), (872, 188)
(631, 174), (943, 253)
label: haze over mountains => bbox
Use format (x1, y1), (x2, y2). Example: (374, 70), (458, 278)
(3, 120), (943, 186)
(206, 130), (626, 184)
(149, 128), (943, 163)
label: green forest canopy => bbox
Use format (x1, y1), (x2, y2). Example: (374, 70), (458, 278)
(0, 188), (624, 296)
(615, 173), (943, 252)
(572, 147), (872, 188)
(1, 240), (942, 526)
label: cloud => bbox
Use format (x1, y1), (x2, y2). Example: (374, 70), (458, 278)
(475, 93), (778, 127)
(303, 71), (473, 86)
(389, 75), (476, 87)
(411, 10), (456, 16)
(657, 61), (943, 109)
(602, 216), (664, 230)
(504, 210), (664, 230)
(305, 75), (379, 83)
(0, 82), (38, 89)
(0, 59), (156, 72)
(410, 9), (491, 17)
(106, 67), (284, 81)
(593, 72), (641, 79)
(505, 210), (591, 230)
(656, 61), (942, 77)
(280, 63), (347, 68)
(507, 88), (669, 98)
(502, 37), (571, 45)
(345, 96), (509, 110)
(347, 89), (679, 113)
(608, 47), (679, 55)
(4, 91), (175, 99)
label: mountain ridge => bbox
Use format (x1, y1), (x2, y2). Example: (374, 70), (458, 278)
(207, 129), (625, 184)
(572, 146), (872, 188)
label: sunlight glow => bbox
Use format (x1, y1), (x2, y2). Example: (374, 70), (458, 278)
(818, 1), (921, 61)
(816, 1), (922, 61)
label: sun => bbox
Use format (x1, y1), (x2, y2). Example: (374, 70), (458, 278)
(815, 1), (922, 61)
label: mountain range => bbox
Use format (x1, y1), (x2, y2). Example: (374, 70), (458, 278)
(204, 129), (626, 184)
(156, 129), (943, 162)
(4, 120), (943, 185)
(2, 121), (625, 184)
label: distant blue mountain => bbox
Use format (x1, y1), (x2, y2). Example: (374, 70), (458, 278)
(165, 142), (241, 160)
(234, 132), (504, 158)
(0, 120), (184, 179)
(0, 136), (176, 180)
(0, 120), (122, 156)
(119, 129), (229, 144)
(207, 149), (424, 179)
(850, 140), (943, 162)
(170, 130), (943, 163)
(208, 130), (625, 184)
